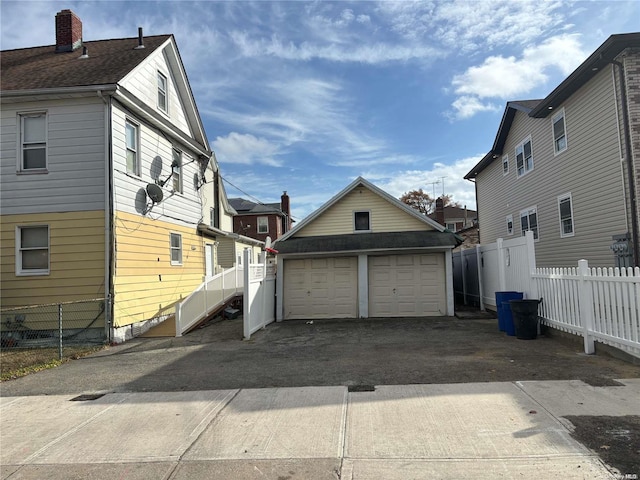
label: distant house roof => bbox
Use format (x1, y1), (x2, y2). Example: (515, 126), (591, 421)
(1, 35), (172, 92)
(428, 206), (477, 221)
(464, 32), (640, 180)
(228, 198), (285, 216)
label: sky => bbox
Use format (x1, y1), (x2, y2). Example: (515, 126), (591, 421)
(1, 1), (638, 222)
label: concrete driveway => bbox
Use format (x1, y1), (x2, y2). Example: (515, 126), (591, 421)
(2, 315), (639, 397)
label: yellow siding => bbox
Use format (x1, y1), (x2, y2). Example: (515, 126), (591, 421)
(296, 187), (431, 237)
(0, 211), (105, 307)
(113, 211), (205, 327)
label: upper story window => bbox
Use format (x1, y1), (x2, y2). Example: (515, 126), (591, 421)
(19, 112), (47, 172)
(558, 193), (574, 237)
(210, 207), (215, 227)
(125, 120), (140, 176)
(552, 109), (567, 154)
(157, 71), (168, 113)
(354, 211), (371, 231)
(515, 137), (533, 177)
(502, 154), (509, 175)
(520, 206), (539, 240)
(258, 216), (269, 234)
(172, 149), (182, 193)
(170, 233), (182, 265)
(16, 225), (49, 275)
(446, 222), (456, 231)
(506, 214), (514, 235)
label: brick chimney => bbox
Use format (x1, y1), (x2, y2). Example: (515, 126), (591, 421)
(281, 191), (291, 233)
(435, 197), (445, 226)
(55, 9), (82, 52)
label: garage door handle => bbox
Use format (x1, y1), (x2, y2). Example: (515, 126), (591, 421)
(307, 290), (311, 295)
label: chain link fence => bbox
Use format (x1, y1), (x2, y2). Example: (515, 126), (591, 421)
(1, 298), (109, 361)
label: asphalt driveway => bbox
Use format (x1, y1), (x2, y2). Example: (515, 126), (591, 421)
(2, 314), (639, 397)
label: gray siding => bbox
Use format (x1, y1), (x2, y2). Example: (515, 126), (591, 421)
(478, 66), (627, 267)
(0, 97), (106, 214)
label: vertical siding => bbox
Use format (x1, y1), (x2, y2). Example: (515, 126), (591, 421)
(119, 46), (190, 136)
(112, 211), (205, 327)
(296, 187), (431, 237)
(0, 97), (106, 214)
(478, 68), (628, 267)
(0, 211), (105, 307)
(111, 104), (203, 228)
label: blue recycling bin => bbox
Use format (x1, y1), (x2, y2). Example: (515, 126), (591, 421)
(495, 291), (523, 334)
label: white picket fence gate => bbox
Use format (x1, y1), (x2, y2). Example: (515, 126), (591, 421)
(175, 266), (244, 336)
(533, 260), (640, 358)
(242, 249), (276, 339)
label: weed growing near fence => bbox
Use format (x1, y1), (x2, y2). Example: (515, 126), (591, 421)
(0, 346), (105, 381)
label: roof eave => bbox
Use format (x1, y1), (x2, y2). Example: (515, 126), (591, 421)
(0, 84), (118, 98)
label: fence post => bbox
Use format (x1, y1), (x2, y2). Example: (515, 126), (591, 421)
(525, 230), (539, 300)
(58, 304), (63, 360)
(497, 238), (507, 292)
(243, 248), (251, 339)
(175, 302), (182, 338)
(460, 251), (467, 305)
(578, 259), (595, 354)
(476, 244), (485, 311)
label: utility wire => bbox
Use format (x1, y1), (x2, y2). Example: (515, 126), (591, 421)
(220, 174), (297, 222)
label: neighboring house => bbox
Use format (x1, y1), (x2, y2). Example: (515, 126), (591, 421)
(465, 33), (640, 268)
(199, 157), (263, 273)
(229, 192), (292, 242)
(273, 177), (461, 320)
(0, 10), (249, 342)
(453, 224), (480, 252)
(429, 203), (477, 232)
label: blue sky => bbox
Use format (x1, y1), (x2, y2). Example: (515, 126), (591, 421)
(2, 1), (638, 222)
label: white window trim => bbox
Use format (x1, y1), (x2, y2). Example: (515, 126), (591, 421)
(354, 210), (371, 232)
(18, 111), (48, 173)
(257, 216), (269, 234)
(552, 108), (568, 156)
(170, 233), (182, 266)
(557, 192), (575, 238)
(157, 71), (168, 114)
(515, 136), (534, 178)
(520, 206), (539, 241)
(210, 207), (215, 227)
(506, 214), (514, 236)
(172, 148), (183, 194)
(15, 225), (50, 276)
(125, 118), (141, 177)
(502, 154), (509, 176)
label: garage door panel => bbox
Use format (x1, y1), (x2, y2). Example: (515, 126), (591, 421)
(284, 257), (357, 320)
(369, 253), (446, 317)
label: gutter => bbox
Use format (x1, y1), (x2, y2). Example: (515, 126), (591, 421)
(612, 58), (640, 267)
(0, 84), (118, 98)
(197, 224), (265, 247)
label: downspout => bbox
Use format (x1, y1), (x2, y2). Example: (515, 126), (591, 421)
(612, 58), (639, 267)
(98, 89), (115, 342)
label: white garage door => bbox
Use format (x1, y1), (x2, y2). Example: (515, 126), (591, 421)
(283, 257), (358, 320)
(369, 253), (446, 317)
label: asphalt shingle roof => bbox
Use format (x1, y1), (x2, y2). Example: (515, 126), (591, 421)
(1, 35), (171, 91)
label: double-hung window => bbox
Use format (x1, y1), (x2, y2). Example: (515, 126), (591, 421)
(172, 149), (182, 193)
(558, 193), (574, 237)
(125, 120), (139, 175)
(157, 71), (168, 113)
(502, 154), (509, 175)
(354, 211), (371, 231)
(506, 215), (514, 235)
(520, 206), (538, 240)
(170, 233), (182, 265)
(20, 112), (47, 171)
(552, 109), (567, 154)
(258, 216), (269, 234)
(16, 225), (49, 275)
(515, 137), (533, 177)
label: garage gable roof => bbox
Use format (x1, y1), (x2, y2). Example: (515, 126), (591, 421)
(275, 231), (461, 255)
(277, 176), (445, 242)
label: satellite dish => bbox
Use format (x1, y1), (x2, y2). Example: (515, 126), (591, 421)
(146, 183), (164, 204)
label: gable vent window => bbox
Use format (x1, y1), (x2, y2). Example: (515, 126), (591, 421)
(552, 109), (567, 154)
(157, 71), (168, 113)
(354, 211), (371, 231)
(502, 154), (509, 175)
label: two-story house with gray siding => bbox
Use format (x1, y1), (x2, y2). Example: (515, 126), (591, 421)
(465, 33), (640, 268)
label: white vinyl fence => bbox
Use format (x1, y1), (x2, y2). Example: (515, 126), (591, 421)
(175, 266), (244, 336)
(243, 250), (276, 340)
(534, 260), (640, 358)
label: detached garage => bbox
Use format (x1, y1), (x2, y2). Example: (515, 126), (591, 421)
(274, 177), (461, 321)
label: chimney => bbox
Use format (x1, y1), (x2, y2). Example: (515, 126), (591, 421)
(55, 9), (82, 52)
(435, 197), (445, 226)
(281, 191), (291, 233)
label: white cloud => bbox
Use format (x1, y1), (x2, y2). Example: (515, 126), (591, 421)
(212, 133), (282, 167)
(449, 33), (586, 119)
